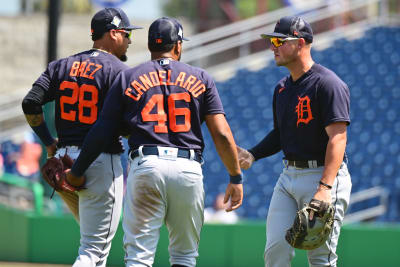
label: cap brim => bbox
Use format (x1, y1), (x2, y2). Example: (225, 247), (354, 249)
(124, 25), (143, 30)
(182, 37), (189, 41)
(260, 33), (289, 39)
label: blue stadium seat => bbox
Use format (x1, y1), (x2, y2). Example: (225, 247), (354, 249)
(389, 53), (400, 65)
(257, 95), (271, 108)
(257, 174), (270, 184)
(346, 141), (357, 154)
(358, 97), (368, 110)
(378, 98), (389, 110)
(374, 153), (385, 165)
(352, 86), (362, 98)
(242, 107), (255, 119)
(363, 75), (375, 87)
(370, 176), (382, 187)
(384, 164), (395, 177)
(370, 86), (382, 99)
(359, 132), (370, 143)
(389, 143), (399, 155)
(364, 110), (376, 121)
(357, 63), (368, 75)
(360, 165), (372, 176)
(251, 162), (265, 174)
(350, 121), (362, 133)
(394, 122), (400, 135)
(380, 131), (392, 144)
(392, 87), (400, 98)
(351, 52), (363, 64)
(386, 109), (397, 122)
(366, 141), (378, 155)
(273, 162), (282, 174)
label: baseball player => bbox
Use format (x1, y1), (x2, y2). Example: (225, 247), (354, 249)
(66, 17), (244, 267)
(237, 16), (352, 266)
(21, 8), (142, 267)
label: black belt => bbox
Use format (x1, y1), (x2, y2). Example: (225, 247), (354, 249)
(130, 146), (202, 163)
(285, 159), (324, 168)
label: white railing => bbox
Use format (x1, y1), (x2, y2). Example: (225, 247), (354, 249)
(127, 0), (386, 68)
(126, 1), (327, 66)
(344, 186), (389, 224)
(0, 0), (391, 140)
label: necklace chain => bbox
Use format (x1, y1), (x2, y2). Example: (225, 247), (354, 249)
(92, 48), (111, 54)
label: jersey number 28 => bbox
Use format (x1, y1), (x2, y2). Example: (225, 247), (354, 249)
(142, 92), (191, 133)
(59, 81), (98, 124)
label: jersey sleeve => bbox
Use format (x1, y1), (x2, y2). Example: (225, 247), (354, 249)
(202, 73), (225, 115)
(272, 86), (279, 130)
(318, 77), (351, 127)
(99, 71), (126, 123)
(32, 60), (58, 102)
(107, 60), (130, 91)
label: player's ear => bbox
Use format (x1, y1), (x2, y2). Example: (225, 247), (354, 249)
(174, 41), (182, 60)
(298, 38), (306, 48)
(109, 29), (118, 41)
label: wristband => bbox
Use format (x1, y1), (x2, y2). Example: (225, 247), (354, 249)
(230, 173), (243, 184)
(319, 181), (332, 189)
(32, 122), (55, 146)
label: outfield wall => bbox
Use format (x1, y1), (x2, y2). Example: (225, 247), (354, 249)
(1, 205), (399, 267)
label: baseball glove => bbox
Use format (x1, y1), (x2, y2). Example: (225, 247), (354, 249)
(41, 154), (85, 196)
(285, 199), (335, 250)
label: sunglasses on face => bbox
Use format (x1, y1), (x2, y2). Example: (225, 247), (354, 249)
(115, 29), (132, 39)
(269, 37), (299, 48)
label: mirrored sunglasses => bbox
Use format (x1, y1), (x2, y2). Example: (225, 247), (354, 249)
(270, 37), (299, 48)
(115, 29), (132, 40)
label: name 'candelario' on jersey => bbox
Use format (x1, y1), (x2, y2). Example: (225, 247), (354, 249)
(124, 70), (207, 101)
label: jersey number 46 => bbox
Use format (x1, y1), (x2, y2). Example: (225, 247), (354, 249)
(142, 92), (191, 133)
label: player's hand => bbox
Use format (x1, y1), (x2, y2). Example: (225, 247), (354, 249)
(309, 186), (332, 220)
(46, 139), (58, 158)
(65, 169), (86, 188)
(236, 145), (255, 170)
(224, 183), (243, 212)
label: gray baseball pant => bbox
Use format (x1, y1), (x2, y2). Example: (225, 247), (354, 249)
(56, 147), (124, 267)
(123, 152), (204, 267)
(264, 162), (352, 267)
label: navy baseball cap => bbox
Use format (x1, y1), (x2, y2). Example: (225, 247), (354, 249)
(91, 8), (142, 36)
(261, 16), (313, 43)
(148, 17), (189, 45)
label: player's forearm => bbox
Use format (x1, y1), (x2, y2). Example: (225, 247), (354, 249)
(24, 113), (44, 127)
(206, 115), (241, 176)
(248, 128), (281, 160)
(214, 132), (241, 176)
(70, 119), (115, 177)
(23, 113), (56, 146)
(321, 125), (347, 187)
(22, 87), (56, 146)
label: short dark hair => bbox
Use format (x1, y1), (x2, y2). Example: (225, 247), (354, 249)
(91, 32), (106, 41)
(148, 42), (175, 53)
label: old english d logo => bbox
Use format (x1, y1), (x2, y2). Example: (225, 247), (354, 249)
(295, 95), (313, 126)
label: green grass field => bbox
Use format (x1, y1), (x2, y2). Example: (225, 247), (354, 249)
(0, 263), (69, 267)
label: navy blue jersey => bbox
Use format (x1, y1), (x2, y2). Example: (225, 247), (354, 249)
(101, 59), (225, 152)
(34, 49), (128, 153)
(273, 63), (350, 161)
